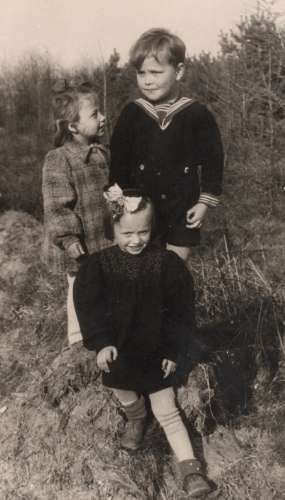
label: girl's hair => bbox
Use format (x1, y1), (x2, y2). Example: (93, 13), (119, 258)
(51, 82), (99, 148)
(130, 28), (186, 70)
(103, 189), (155, 241)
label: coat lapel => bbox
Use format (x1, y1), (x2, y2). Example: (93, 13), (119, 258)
(65, 141), (108, 165)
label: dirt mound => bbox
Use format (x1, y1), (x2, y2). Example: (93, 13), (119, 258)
(0, 210), (284, 499)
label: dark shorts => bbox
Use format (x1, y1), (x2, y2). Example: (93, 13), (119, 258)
(153, 210), (200, 247)
(102, 353), (172, 394)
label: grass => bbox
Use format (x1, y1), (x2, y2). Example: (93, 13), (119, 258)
(0, 131), (49, 220)
(0, 210), (285, 499)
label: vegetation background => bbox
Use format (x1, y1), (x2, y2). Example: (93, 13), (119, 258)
(0, 2), (285, 499)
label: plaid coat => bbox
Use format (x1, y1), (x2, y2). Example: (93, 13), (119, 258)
(42, 140), (111, 273)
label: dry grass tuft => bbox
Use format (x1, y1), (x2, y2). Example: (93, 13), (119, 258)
(1, 210), (285, 499)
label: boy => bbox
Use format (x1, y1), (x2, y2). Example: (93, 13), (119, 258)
(109, 28), (224, 262)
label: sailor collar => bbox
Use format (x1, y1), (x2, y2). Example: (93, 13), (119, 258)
(135, 96), (195, 130)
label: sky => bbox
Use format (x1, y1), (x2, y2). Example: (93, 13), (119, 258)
(0, 0), (284, 68)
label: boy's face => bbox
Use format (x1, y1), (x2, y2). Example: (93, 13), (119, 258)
(71, 96), (105, 145)
(136, 53), (184, 104)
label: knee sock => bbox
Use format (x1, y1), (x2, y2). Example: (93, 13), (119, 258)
(67, 273), (82, 345)
(149, 387), (195, 462)
(112, 389), (147, 420)
(123, 396), (147, 420)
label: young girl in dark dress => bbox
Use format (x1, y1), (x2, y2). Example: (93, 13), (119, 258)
(73, 185), (211, 498)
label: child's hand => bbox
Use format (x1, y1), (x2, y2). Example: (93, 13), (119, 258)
(66, 241), (85, 259)
(186, 203), (208, 229)
(97, 346), (118, 372)
(162, 359), (177, 379)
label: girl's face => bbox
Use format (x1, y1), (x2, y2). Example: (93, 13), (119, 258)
(72, 96), (105, 144)
(114, 208), (152, 255)
(136, 53), (184, 104)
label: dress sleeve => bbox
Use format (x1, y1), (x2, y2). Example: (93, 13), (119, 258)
(196, 105), (224, 199)
(162, 251), (197, 362)
(42, 149), (84, 250)
(73, 254), (117, 352)
(109, 103), (138, 189)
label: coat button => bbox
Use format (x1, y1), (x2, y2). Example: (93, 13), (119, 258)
(157, 172), (161, 176)
(139, 164), (145, 170)
(184, 167), (189, 173)
(161, 194), (166, 199)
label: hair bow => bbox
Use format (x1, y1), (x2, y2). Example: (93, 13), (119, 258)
(51, 76), (93, 93)
(103, 184), (142, 219)
(51, 78), (69, 93)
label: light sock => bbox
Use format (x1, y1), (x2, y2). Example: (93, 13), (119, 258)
(150, 387), (195, 461)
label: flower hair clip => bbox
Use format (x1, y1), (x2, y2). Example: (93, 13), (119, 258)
(103, 184), (142, 220)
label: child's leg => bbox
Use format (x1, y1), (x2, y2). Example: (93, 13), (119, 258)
(166, 244), (191, 263)
(149, 387), (194, 461)
(149, 387), (211, 497)
(112, 389), (147, 451)
(66, 272), (82, 346)
(112, 389), (139, 406)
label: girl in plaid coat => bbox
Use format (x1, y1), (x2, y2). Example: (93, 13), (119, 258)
(42, 79), (111, 346)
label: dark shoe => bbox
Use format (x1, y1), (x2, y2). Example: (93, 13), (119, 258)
(179, 459), (211, 498)
(120, 417), (146, 451)
(183, 474), (211, 498)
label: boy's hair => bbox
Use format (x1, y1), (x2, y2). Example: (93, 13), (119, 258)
(103, 189), (155, 241)
(130, 28), (186, 70)
(51, 81), (99, 148)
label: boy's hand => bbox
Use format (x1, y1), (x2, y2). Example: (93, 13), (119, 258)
(66, 241), (85, 259)
(186, 203), (208, 229)
(162, 359), (177, 379)
(97, 346), (118, 372)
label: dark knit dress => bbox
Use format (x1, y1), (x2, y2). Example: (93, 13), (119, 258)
(74, 245), (197, 393)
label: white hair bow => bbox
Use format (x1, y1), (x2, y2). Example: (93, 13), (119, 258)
(103, 184), (142, 215)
